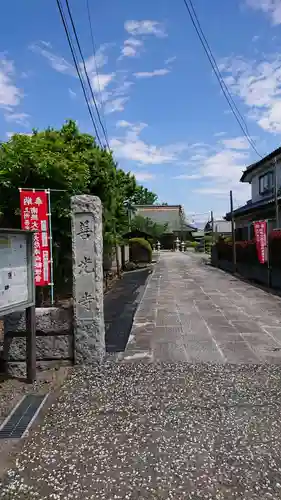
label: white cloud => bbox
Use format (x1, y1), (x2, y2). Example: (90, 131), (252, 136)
(252, 35), (260, 42)
(219, 53), (281, 133)
(30, 42), (75, 75)
(31, 40), (130, 114)
(0, 57), (23, 108)
(122, 45), (138, 57)
(119, 21), (165, 60)
(124, 20), (167, 37)
(68, 88), (77, 99)
(173, 173), (202, 180)
(173, 138), (252, 203)
(221, 136), (251, 150)
(31, 41), (111, 77)
(5, 111), (30, 126)
(120, 38), (143, 58)
(165, 56), (176, 65)
(116, 120), (131, 128)
(91, 73), (115, 92)
(102, 76), (133, 113)
(132, 171), (156, 181)
(245, 0), (281, 25)
(40, 40), (52, 48)
(110, 121), (187, 164)
(134, 68), (170, 78)
(105, 97), (129, 114)
(84, 43), (112, 72)
(214, 131), (226, 137)
(125, 38), (143, 47)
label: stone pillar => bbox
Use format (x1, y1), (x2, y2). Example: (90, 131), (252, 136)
(71, 195), (105, 364)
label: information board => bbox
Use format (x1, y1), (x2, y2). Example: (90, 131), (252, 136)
(0, 230), (35, 316)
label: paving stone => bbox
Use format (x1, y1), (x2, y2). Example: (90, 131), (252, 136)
(213, 332), (245, 343)
(241, 332), (280, 347)
(152, 341), (188, 361)
(208, 324), (240, 336)
(156, 314), (181, 326)
(231, 320), (265, 333)
(221, 342), (260, 364)
(124, 252), (281, 365)
(186, 343), (224, 363)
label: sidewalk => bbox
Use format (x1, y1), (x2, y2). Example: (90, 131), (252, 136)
(123, 252), (281, 364)
(1, 252), (281, 499)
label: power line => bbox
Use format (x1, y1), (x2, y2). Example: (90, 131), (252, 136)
(86, 0), (108, 140)
(64, 0), (110, 150)
(56, 0), (103, 147)
(188, 0), (250, 136)
(182, 0), (263, 159)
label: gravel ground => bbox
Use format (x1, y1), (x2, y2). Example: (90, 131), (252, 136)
(0, 366), (70, 478)
(0, 367), (69, 425)
(1, 363), (281, 499)
(2, 254), (281, 498)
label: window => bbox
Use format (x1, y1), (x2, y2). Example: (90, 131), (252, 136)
(259, 171), (274, 195)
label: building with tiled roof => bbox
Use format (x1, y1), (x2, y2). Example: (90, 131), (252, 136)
(133, 205), (197, 248)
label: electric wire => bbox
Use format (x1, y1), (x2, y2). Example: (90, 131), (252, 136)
(182, 0), (263, 159)
(56, 0), (103, 146)
(64, 0), (110, 150)
(188, 0), (250, 136)
(86, 0), (108, 140)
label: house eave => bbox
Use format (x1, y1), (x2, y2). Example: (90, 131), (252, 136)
(240, 146), (281, 182)
(225, 196), (277, 220)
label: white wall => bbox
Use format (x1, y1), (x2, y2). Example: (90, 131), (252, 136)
(251, 160), (281, 202)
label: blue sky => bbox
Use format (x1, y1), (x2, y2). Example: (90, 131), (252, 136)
(1, 0), (281, 226)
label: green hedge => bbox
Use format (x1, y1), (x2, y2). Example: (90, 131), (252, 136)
(129, 237), (152, 263)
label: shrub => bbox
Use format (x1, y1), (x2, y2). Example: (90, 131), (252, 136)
(129, 237), (152, 263)
(189, 241), (199, 248)
(269, 230), (281, 267)
(214, 231), (281, 269)
(215, 239), (259, 264)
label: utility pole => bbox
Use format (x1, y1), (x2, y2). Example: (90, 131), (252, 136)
(230, 190), (236, 272)
(211, 210), (214, 245)
(180, 205), (184, 243)
(274, 157), (279, 229)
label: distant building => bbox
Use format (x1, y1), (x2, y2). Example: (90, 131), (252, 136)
(204, 219), (231, 237)
(133, 204), (197, 248)
(225, 146), (281, 239)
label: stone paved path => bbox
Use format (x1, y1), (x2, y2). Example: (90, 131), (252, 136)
(2, 253), (281, 499)
(123, 252), (281, 364)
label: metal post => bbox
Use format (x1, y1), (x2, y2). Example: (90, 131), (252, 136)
(46, 189), (55, 305)
(26, 305), (36, 383)
(274, 157), (279, 229)
(230, 190), (236, 272)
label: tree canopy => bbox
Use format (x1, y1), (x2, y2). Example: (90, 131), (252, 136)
(0, 120), (159, 294)
(131, 215), (168, 241)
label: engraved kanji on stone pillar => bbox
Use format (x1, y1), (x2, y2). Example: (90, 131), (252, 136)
(71, 195), (105, 363)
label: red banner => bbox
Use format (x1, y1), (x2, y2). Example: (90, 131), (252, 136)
(19, 190), (51, 286)
(253, 220), (267, 264)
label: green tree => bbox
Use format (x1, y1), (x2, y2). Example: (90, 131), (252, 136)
(0, 120), (159, 300)
(130, 186), (158, 205)
(131, 215), (168, 241)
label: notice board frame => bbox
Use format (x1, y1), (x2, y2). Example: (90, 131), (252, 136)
(0, 229), (36, 382)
